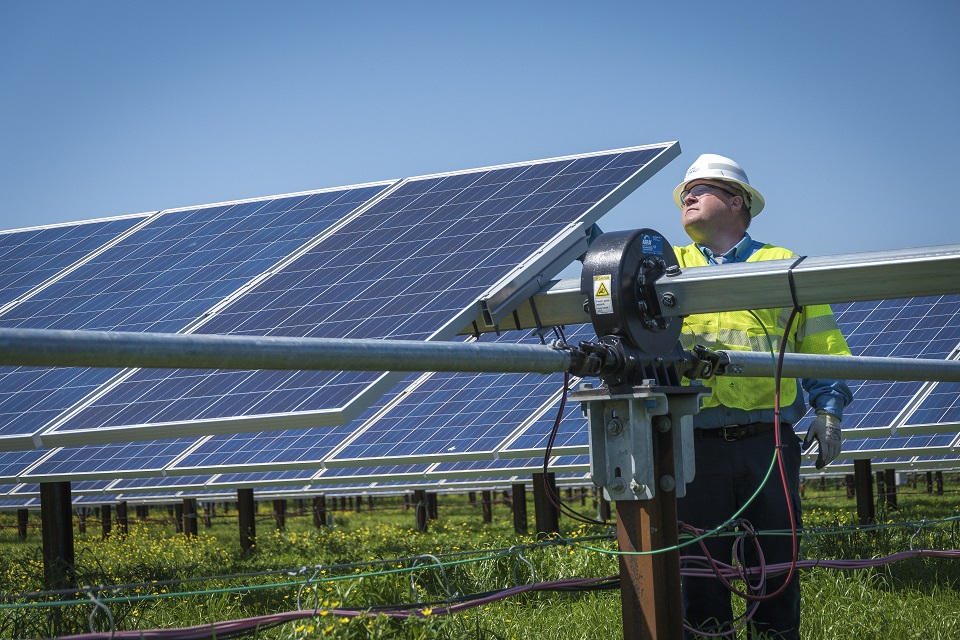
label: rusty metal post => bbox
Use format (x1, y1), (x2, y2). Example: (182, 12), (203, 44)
(615, 420), (683, 640)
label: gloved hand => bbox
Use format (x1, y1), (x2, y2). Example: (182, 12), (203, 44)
(803, 410), (842, 470)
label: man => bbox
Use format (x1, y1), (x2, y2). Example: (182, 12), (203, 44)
(672, 154), (854, 638)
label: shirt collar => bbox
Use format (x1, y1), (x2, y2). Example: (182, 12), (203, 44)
(696, 233), (753, 264)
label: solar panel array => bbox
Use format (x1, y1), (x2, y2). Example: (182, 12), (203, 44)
(1, 141), (959, 504)
(16, 144), (676, 449)
(0, 144), (682, 498)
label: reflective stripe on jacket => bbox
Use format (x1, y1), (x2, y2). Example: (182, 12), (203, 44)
(673, 243), (852, 412)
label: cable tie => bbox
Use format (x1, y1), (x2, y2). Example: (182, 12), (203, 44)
(786, 255), (807, 312)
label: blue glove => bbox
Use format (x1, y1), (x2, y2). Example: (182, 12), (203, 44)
(803, 410), (842, 470)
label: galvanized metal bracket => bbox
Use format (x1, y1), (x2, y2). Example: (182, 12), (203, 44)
(572, 383), (707, 501)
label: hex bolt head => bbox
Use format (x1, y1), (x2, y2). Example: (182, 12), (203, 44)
(661, 292), (677, 307)
(609, 478), (625, 493)
(629, 480), (647, 495)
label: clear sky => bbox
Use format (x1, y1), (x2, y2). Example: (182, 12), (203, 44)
(2, 1), (957, 273)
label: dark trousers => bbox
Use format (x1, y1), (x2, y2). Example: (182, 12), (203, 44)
(677, 423), (802, 639)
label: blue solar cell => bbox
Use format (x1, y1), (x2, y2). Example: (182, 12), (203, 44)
(0, 216), (147, 308)
(0, 183), (393, 442)
(47, 145), (674, 443)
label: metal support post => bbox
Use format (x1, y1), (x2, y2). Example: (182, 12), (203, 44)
(853, 459), (875, 525)
(571, 383), (706, 640)
(273, 499), (287, 531)
(17, 508), (28, 540)
(413, 490), (428, 532)
(101, 504), (112, 539)
(116, 501), (129, 536)
(237, 488), (256, 553)
(183, 499), (198, 537)
(40, 482), (75, 591)
(511, 483), (528, 535)
(532, 472), (560, 538)
(314, 495), (327, 528)
(481, 490), (493, 523)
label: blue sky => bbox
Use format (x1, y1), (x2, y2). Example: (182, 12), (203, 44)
(1, 1), (957, 271)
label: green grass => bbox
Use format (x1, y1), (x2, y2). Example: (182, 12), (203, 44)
(1, 480), (959, 639)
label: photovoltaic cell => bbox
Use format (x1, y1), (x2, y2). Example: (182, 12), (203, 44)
(45, 144), (676, 444)
(0, 183), (394, 445)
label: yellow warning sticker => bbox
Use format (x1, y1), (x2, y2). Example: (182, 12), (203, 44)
(593, 275), (613, 315)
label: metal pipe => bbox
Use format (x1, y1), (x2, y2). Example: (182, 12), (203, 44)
(0, 327), (574, 375)
(462, 243), (960, 333)
(656, 244), (960, 316)
(719, 351), (960, 382)
(3, 327), (959, 383)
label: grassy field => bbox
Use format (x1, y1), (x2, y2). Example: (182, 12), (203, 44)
(1, 478), (960, 639)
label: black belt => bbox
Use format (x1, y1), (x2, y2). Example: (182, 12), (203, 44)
(694, 422), (786, 442)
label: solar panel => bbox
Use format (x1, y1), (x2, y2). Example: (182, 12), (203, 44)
(39, 144), (678, 447)
(0, 183), (395, 448)
(805, 296), (960, 434)
(0, 215), (149, 310)
(22, 438), (196, 480)
(0, 450), (49, 482)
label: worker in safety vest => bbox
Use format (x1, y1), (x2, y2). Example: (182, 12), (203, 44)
(672, 154), (854, 638)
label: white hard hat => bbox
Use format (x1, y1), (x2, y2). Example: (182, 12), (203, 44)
(673, 153), (765, 217)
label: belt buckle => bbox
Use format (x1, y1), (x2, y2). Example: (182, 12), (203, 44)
(722, 425), (741, 442)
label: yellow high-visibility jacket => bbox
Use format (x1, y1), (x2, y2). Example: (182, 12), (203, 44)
(674, 243), (852, 412)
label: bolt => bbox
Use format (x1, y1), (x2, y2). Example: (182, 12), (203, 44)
(661, 292), (677, 308)
(659, 475), (676, 492)
(653, 415), (672, 433)
(606, 417), (623, 436)
(629, 480), (647, 495)
(665, 265), (681, 277)
(609, 478), (625, 493)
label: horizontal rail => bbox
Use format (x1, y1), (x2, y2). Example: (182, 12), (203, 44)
(655, 243), (960, 316)
(719, 351), (960, 383)
(463, 243), (960, 333)
(3, 328), (960, 384)
(0, 328), (574, 375)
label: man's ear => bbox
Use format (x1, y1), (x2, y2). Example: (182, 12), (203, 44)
(731, 195), (744, 212)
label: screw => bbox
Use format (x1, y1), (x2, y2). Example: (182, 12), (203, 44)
(609, 478), (625, 493)
(661, 292), (677, 308)
(665, 265), (681, 277)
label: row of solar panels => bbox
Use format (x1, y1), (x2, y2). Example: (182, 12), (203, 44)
(0, 144), (678, 452)
(0, 142), (958, 498)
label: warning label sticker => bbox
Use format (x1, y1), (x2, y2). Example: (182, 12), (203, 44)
(593, 275), (613, 315)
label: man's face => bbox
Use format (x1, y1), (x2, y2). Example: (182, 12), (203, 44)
(680, 180), (745, 240)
